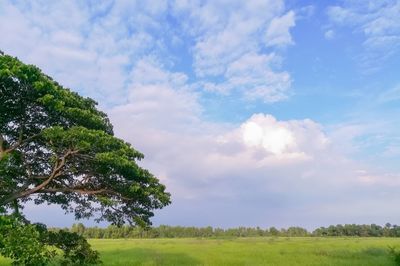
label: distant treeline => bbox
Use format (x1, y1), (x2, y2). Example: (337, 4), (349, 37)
(50, 223), (400, 238)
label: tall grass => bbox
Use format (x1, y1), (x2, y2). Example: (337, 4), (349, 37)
(1, 237), (399, 265)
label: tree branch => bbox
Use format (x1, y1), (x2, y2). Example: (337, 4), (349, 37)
(1, 149), (78, 204)
(2, 132), (42, 156)
(0, 134), (4, 153)
(38, 185), (132, 201)
(39, 188), (110, 195)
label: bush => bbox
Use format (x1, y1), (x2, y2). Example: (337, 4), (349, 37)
(388, 246), (400, 266)
(0, 215), (100, 265)
(0, 215), (54, 265)
(45, 230), (100, 265)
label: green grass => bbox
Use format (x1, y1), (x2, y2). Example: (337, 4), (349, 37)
(1, 237), (400, 265)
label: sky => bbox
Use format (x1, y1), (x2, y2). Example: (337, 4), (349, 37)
(1, 0), (400, 230)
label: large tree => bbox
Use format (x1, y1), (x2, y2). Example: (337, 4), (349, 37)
(0, 51), (170, 263)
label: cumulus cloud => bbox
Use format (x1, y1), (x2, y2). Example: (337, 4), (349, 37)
(172, 0), (295, 102)
(265, 11), (296, 47)
(218, 114), (329, 161)
(173, 0), (286, 75)
(4, 0), (400, 228)
(203, 52), (291, 102)
(0, 0), (164, 105)
(111, 59), (202, 134)
(105, 63), (395, 227)
(0, 0), (299, 104)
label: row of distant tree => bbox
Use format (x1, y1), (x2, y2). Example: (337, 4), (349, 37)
(52, 223), (400, 239)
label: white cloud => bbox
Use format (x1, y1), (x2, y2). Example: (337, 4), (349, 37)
(219, 114), (329, 161)
(0, 0), (163, 105)
(112, 59), (201, 133)
(265, 11), (296, 47)
(203, 52), (291, 102)
(0, 0), (299, 104)
(172, 0), (296, 102)
(5, 0), (400, 228)
(108, 75), (400, 227)
(184, 0), (286, 77)
(106, 64), (381, 214)
(327, 1), (400, 69)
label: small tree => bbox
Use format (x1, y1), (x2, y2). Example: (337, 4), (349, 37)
(0, 52), (171, 264)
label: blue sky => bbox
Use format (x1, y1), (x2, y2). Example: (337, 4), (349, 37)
(1, 0), (400, 229)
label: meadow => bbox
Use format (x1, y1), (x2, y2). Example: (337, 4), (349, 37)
(1, 237), (399, 265)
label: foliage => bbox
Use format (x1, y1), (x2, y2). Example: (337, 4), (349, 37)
(45, 229), (100, 265)
(0, 52), (170, 264)
(54, 223), (400, 239)
(0, 215), (53, 265)
(389, 246), (400, 266)
(0, 52), (170, 225)
(0, 215), (99, 265)
(54, 224), (309, 239)
(312, 223), (400, 237)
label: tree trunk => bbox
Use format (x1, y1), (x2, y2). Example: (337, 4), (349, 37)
(12, 199), (19, 216)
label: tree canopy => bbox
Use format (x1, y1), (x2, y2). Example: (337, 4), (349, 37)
(0, 51), (171, 264)
(0, 51), (170, 225)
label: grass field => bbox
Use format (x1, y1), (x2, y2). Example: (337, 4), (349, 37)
(1, 237), (400, 265)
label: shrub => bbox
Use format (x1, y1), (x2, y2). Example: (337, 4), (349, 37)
(388, 246), (400, 266)
(0, 215), (100, 265)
